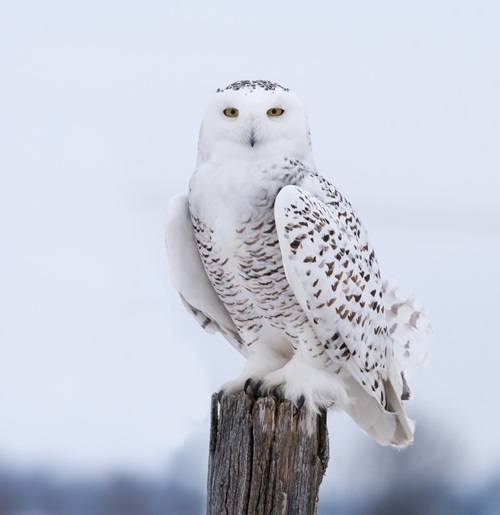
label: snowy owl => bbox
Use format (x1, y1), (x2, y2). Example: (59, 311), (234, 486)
(166, 80), (432, 447)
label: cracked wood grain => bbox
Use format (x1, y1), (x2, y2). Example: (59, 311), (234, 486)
(207, 392), (329, 515)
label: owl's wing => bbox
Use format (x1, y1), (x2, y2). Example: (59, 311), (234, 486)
(274, 181), (414, 445)
(166, 194), (247, 356)
(382, 278), (433, 377)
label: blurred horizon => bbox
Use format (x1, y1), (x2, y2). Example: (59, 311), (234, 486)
(2, 415), (500, 514)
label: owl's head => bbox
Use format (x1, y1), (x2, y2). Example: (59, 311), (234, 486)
(197, 80), (313, 165)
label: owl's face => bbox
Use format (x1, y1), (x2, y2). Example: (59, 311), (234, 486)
(197, 81), (313, 165)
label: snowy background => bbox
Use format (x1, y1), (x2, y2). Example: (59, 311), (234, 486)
(1, 0), (499, 512)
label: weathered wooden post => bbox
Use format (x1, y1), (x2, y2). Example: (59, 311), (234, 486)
(207, 392), (329, 515)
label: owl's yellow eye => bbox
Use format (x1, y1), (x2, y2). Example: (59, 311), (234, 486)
(223, 107), (239, 117)
(267, 107), (284, 117)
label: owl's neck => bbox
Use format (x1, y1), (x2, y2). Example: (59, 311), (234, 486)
(196, 138), (314, 170)
(189, 152), (311, 226)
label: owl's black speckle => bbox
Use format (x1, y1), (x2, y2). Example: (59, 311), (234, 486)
(217, 80), (289, 93)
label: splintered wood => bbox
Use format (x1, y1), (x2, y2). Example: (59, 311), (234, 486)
(207, 392), (329, 515)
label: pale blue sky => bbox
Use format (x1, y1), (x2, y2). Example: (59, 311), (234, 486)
(0, 0), (499, 492)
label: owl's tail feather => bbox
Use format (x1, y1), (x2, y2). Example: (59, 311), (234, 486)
(343, 376), (415, 448)
(383, 377), (415, 448)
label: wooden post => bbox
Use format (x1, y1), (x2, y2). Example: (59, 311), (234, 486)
(207, 392), (329, 515)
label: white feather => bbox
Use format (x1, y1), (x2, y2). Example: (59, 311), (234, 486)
(383, 278), (433, 376)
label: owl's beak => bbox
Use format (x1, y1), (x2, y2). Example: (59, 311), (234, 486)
(249, 127), (256, 148)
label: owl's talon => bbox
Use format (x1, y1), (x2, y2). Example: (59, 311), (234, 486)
(244, 378), (253, 394)
(253, 379), (264, 398)
(294, 394), (306, 416)
(270, 385), (282, 398)
(217, 390), (224, 403)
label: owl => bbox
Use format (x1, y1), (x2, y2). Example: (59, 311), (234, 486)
(166, 80), (432, 447)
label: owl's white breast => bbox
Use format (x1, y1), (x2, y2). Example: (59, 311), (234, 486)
(187, 154), (314, 352)
(189, 154), (283, 227)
